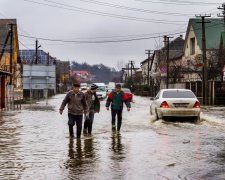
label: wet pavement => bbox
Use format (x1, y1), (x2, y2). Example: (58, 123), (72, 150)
(0, 94), (225, 180)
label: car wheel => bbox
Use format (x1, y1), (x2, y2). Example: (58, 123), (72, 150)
(155, 109), (159, 120)
(192, 116), (200, 123)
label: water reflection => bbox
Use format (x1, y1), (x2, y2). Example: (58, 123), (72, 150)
(66, 137), (97, 177)
(0, 114), (24, 180)
(109, 132), (126, 179)
(111, 132), (124, 155)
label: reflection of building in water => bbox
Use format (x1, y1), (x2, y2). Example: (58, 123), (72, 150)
(66, 138), (97, 178)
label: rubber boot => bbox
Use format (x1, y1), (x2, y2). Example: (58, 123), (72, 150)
(69, 125), (74, 137)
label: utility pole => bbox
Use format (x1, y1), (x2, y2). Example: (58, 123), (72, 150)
(35, 40), (38, 64)
(196, 14), (211, 105)
(47, 52), (50, 65)
(127, 63), (130, 77)
(35, 40), (41, 64)
(129, 61), (135, 87)
(164, 35), (173, 89)
(145, 50), (153, 86)
(9, 24), (14, 85)
(218, 3), (225, 82)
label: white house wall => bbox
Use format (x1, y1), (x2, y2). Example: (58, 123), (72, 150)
(184, 25), (202, 58)
(184, 25), (203, 82)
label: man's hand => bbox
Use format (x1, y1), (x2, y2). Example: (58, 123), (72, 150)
(59, 109), (63, 115)
(106, 107), (109, 111)
(127, 108), (130, 112)
(85, 112), (90, 118)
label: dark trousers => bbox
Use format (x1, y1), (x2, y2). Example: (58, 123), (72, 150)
(84, 111), (95, 134)
(111, 109), (123, 131)
(68, 113), (83, 138)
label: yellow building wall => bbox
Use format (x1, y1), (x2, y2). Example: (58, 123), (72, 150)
(0, 33), (21, 88)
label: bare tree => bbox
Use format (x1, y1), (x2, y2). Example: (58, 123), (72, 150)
(116, 60), (126, 72)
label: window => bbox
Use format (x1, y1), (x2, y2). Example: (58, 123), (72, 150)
(190, 38), (195, 55)
(162, 90), (196, 98)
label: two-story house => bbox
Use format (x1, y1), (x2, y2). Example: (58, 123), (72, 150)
(0, 19), (21, 109)
(183, 18), (224, 104)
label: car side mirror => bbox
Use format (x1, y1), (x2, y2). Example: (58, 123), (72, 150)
(150, 97), (155, 101)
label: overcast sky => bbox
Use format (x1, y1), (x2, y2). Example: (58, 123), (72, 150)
(0, 0), (224, 68)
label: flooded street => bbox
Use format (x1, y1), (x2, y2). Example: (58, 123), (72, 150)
(0, 94), (225, 180)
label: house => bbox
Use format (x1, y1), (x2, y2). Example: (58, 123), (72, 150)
(0, 19), (21, 109)
(183, 18), (225, 104)
(70, 70), (92, 82)
(20, 49), (56, 65)
(141, 36), (185, 96)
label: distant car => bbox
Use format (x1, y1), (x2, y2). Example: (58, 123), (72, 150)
(150, 89), (200, 122)
(122, 88), (133, 102)
(95, 83), (107, 100)
(80, 83), (88, 92)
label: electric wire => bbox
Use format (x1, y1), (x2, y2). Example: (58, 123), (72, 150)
(71, 0), (194, 16)
(18, 20), (224, 44)
(23, 0), (186, 25)
(135, 0), (222, 6)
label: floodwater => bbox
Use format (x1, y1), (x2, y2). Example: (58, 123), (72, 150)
(0, 94), (225, 180)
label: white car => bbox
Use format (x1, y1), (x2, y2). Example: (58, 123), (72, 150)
(150, 89), (200, 122)
(95, 83), (107, 100)
(80, 83), (88, 92)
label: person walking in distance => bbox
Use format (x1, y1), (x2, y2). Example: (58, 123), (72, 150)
(59, 83), (88, 138)
(83, 84), (100, 135)
(106, 84), (131, 132)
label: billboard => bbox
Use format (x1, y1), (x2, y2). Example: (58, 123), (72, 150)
(23, 64), (56, 90)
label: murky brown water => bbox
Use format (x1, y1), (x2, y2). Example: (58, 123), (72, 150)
(0, 94), (225, 180)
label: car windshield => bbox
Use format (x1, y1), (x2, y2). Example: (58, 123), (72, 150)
(122, 88), (131, 93)
(97, 86), (106, 92)
(162, 90), (196, 98)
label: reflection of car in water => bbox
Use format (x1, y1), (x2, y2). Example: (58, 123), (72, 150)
(150, 89), (201, 122)
(95, 83), (107, 100)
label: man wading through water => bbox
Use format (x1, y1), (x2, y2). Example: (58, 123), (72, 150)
(83, 84), (100, 135)
(59, 83), (88, 138)
(106, 84), (131, 132)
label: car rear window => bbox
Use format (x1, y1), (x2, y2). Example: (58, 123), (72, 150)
(162, 91), (196, 98)
(122, 88), (131, 92)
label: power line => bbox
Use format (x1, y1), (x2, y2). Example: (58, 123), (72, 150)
(135, 0), (222, 6)
(19, 32), (186, 43)
(18, 20), (223, 44)
(23, 0), (186, 25)
(19, 40), (30, 49)
(74, 0), (194, 16)
(161, 0), (222, 5)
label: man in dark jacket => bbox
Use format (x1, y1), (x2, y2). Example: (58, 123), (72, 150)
(59, 83), (88, 138)
(106, 84), (131, 132)
(83, 84), (100, 135)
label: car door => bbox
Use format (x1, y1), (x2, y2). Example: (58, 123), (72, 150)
(150, 90), (161, 115)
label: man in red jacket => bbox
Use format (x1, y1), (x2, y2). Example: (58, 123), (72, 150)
(106, 84), (131, 132)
